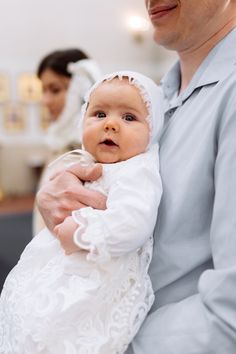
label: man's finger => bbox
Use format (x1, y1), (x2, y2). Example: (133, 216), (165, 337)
(66, 163), (103, 182)
(72, 187), (107, 210)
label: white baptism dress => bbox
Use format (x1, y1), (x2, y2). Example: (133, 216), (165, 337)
(0, 146), (162, 354)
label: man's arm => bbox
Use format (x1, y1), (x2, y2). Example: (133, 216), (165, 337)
(127, 85), (236, 354)
(36, 163), (106, 233)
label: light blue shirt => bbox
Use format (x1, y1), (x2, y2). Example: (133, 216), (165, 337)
(127, 27), (236, 354)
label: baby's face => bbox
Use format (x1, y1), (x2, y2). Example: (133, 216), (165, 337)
(83, 78), (149, 163)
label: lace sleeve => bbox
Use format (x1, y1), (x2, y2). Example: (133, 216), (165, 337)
(72, 152), (162, 264)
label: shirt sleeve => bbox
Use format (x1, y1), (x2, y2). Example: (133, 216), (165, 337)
(128, 87), (236, 354)
(72, 153), (162, 264)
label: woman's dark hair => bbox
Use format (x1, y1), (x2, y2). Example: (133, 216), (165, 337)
(37, 48), (89, 78)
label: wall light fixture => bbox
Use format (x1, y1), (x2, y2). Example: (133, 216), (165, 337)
(127, 15), (150, 43)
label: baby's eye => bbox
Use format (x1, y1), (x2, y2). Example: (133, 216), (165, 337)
(123, 114), (136, 122)
(95, 111), (106, 118)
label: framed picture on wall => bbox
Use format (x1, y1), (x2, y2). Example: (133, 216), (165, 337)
(3, 102), (27, 132)
(17, 73), (42, 103)
(0, 73), (10, 103)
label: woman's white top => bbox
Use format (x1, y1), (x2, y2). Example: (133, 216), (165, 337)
(0, 146), (162, 354)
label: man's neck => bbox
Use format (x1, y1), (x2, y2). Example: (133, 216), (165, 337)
(178, 20), (236, 93)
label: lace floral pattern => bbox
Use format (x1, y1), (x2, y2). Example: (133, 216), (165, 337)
(0, 230), (154, 354)
(0, 150), (160, 354)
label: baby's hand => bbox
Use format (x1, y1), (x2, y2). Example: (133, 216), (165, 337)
(54, 216), (80, 255)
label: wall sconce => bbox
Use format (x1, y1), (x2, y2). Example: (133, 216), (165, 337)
(127, 15), (150, 43)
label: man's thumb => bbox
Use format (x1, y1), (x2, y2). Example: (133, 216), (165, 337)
(66, 163), (103, 181)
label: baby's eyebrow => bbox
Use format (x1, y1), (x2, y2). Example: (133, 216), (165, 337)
(89, 104), (104, 109)
(87, 103), (107, 111)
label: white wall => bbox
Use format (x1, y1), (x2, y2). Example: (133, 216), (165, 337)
(0, 0), (176, 82)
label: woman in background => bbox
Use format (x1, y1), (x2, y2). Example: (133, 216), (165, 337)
(38, 48), (102, 155)
(34, 48), (102, 233)
(38, 48), (88, 122)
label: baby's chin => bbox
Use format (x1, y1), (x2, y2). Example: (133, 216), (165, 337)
(89, 148), (147, 164)
(96, 157), (121, 164)
(95, 153), (138, 164)
(93, 153), (123, 164)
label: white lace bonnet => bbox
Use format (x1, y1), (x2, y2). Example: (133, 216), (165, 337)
(79, 70), (164, 148)
(48, 71), (163, 171)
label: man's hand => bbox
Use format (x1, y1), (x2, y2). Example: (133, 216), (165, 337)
(54, 216), (80, 255)
(36, 163), (106, 233)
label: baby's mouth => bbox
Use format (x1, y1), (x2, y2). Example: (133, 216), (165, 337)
(100, 138), (118, 147)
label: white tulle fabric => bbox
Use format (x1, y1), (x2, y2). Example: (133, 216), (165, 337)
(0, 147), (162, 354)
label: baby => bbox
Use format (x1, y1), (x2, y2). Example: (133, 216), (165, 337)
(0, 71), (163, 354)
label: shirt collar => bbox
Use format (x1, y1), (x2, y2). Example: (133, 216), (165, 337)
(161, 27), (236, 107)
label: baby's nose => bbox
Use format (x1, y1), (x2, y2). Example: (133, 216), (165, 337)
(104, 119), (119, 132)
